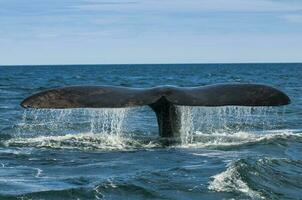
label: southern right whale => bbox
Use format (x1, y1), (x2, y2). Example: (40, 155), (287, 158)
(21, 83), (291, 138)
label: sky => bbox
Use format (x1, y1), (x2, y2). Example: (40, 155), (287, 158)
(0, 0), (302, 65)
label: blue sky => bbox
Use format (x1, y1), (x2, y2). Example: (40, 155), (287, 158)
(0, 0), (302, 65)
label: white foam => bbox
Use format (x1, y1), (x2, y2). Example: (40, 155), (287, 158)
(5, 132), (159, 151)
(208, 161), (264, 199)
(179, 130), (302, 149)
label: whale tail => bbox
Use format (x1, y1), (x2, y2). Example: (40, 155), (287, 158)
(21, 84), (290, 138)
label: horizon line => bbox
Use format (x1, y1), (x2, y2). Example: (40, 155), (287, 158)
(1, 61), (302, 67)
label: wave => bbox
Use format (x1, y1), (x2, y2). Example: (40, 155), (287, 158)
(1, 129), (302, 152)
(179, 129), (302, 149)
(208, 157), (302, 199)
(1, 187), (101, 200)
(2, 132), (159, 151)
(1, 177), (161, 200)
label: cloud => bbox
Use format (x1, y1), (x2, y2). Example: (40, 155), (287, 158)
(72, 1), (139, 11)
(283, 14), (302, 23)
(82, 0), (138, 4)
(73, 0), (302, 13)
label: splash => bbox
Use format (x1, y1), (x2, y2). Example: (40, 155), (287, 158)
(5, 132), (159, 151)
(177, 106), (286, 144)
(9, 108), (134, 150)
(17, 108), (130, 137)
(8, 107), (160, 150)
(7, 105), (288, 150)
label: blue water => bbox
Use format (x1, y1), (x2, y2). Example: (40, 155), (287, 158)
(0, 64), (301, 200)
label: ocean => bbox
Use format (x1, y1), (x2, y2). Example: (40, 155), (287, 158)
(0, 64), (301, 200)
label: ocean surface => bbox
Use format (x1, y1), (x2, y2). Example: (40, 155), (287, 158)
(0, 64), (301, 200)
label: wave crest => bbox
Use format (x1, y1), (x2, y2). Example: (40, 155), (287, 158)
(3, 132), (159, 151)
(208, 157), (302, 199)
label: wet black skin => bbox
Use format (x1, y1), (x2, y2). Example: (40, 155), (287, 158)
(21, 83), (290, 139)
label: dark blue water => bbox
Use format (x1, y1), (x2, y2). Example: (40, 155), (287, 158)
(0, 64), (301, 200)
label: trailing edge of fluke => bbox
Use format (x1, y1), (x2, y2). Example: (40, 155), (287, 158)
(21, 83), (291, 138)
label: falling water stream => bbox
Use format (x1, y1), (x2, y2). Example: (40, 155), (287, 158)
(4, 106), (286, 150)
(177, 106), (286, 145)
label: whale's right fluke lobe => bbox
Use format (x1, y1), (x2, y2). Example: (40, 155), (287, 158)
(21, 83), (290, 139)
(166, 83), (291, 107)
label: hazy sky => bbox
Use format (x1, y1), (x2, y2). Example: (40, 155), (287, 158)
(1, 0), (302, 65)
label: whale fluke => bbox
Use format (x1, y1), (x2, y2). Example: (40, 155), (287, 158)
(21, 84), (290, 138)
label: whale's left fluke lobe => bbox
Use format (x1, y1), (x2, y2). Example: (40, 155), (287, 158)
(21, 86), (160, 109)
(21, 84), (290, 138)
